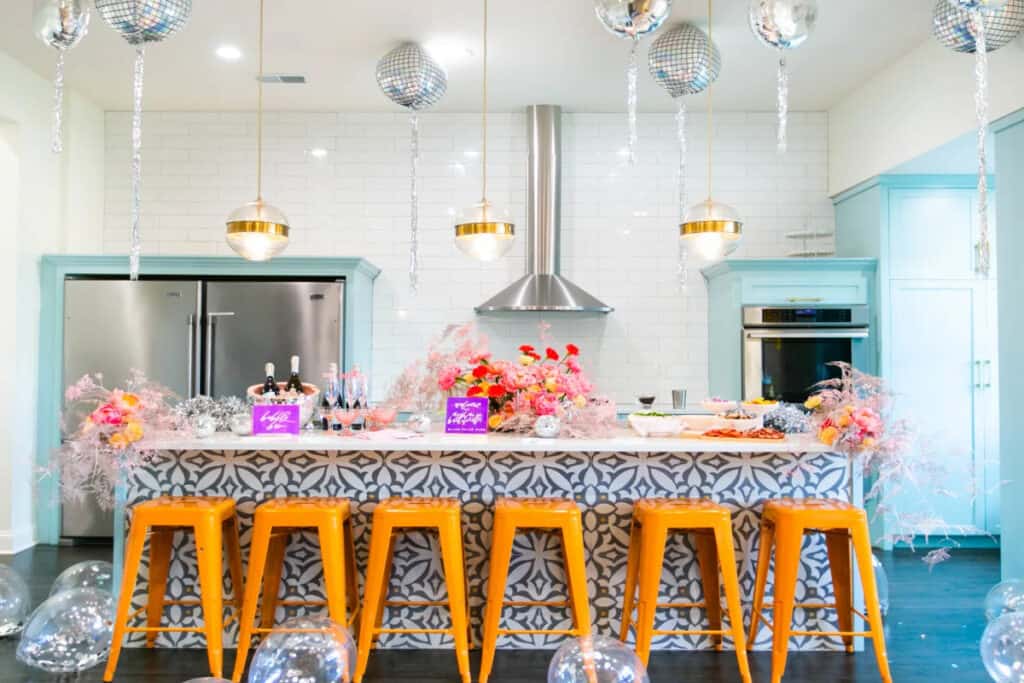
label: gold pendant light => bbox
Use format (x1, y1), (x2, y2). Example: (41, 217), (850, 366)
(680, 0), (742, 262)
(454, 0), (515, 261)
(226, 0), (290, 261)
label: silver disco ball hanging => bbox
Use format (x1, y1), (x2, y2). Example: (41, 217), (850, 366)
(933, 0), (1024, 52)
(648, 23), (722, 98)
(94, 0), (192, 45)
(376, 42), (448, 111)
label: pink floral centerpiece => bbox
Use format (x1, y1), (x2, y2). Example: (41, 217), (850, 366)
(53, 371), (184, 509)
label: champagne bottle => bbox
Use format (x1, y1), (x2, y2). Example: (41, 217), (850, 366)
(285, 355), (303, 394)
(262, 362), (279, 396)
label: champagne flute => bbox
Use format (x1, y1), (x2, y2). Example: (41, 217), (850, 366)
(333, 406), (356, 436)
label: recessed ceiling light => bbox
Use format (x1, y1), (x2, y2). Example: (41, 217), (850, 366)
(309, 147), (328, 160)
(216, 45), (242, 61)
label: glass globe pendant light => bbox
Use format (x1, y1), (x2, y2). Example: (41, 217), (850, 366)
(454, 0), (515, 261)
(680, 0), (742, 263)
(225, 0), (289, 261)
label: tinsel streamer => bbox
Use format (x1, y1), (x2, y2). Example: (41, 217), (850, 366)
(409, 112), (420, 294)
(676, 99), (688, 291)
(972, 9), (991, 276)
(777, 51), (789, 153)
(626, 39), (639, 166)
(129, 47), (145, 281)
(52, 50), (66, 154)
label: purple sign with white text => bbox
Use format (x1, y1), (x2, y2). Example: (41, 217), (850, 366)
(445, 397), (489, 434)
(253, 404), (301, 435)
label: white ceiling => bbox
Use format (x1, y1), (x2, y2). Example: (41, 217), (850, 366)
(2, 0), (934, 113)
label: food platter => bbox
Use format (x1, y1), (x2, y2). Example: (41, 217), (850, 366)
(700, 427), (787, 442)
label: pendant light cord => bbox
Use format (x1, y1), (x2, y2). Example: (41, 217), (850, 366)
(257, 0), (265, 202)
(481, 0), (489, 206)
(706, 0), (713, 203)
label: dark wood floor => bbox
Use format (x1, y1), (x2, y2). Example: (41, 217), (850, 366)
(0, 545), (997, 682)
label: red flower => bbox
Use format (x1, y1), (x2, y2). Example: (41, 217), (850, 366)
(466, 386), (483, 397)
(487, 385), (505, 399)
(546, 347), (559, 361)
(528, 351), (541, 361)
(565, 343), (579, 356)
(472, 365), (489, 379)
(519, 344), (535, 353)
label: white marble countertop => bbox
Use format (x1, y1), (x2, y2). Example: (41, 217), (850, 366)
(146, 427), (832, 455)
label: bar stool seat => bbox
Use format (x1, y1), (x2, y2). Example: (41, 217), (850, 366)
(478, 497), (592, 683)
(105, 496), (244, 682)
(355, 497), (471, 683)
(619, 497), (751, 683)
(748, 497), (892, 683)
(232, 496), (359, 683)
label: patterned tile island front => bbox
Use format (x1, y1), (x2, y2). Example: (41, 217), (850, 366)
(121, 430), (857, 652)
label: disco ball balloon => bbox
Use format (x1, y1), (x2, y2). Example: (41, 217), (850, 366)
(548, 636), (650, 683)
(872, 554), (890, 617)
(16, 588), (114, 673)
(33, 0), (90, 50)
(247, 616), (356, 683)
(49, 561), (114, 598)
(933, 0), (1024, 52)
(376, 43), (448, 111)
(986, 580), (1024, 621)
(954, 0), (1009, 9)
(94, 0), (192, 45)
(0, 565), (31, 637)
(981, 612), (1024, 682)
(748, 0), (819, 50)
(594, 0), (673, 41)
(648, 22), (722, 98)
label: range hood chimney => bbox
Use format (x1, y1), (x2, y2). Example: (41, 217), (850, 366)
(476, 105), (613, 314)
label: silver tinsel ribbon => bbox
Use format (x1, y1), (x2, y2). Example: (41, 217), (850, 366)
(777, 51), (789, 153)
(676, 99), (688, 291)
(972, 9), (991, 276)
(627, 40), (639, 166)
(52, 50), (66, 154)
(409, 112), (420, 294)
(130, 47), (144, 281)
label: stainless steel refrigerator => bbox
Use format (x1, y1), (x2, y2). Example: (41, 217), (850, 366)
(61, 278), (344, 539)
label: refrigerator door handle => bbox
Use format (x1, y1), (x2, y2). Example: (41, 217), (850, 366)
(204, 312), (236, 395)
(187, 314), (195, 398)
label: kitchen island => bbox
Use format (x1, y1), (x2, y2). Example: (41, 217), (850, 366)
(118, 429), (857, 652)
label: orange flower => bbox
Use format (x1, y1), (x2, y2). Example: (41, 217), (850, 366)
(819, 426), (839, 446)
(123, 421), (144, 443)
(488, 413), (504, 430)
(109, 432), (128, 450)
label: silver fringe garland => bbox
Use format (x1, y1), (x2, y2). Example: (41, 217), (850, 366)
(676, 99), (688, 291)
(52, 50), (67, 154)
(972, 9), (991, 276)
(409, 112), (420, 294)
(777, 51), (789, 153)
(129, 46), (145, 281)
(627, 40), (639, 166)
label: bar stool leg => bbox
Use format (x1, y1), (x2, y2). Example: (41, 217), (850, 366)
(479, 514), (516, 683)
(850, 524), (893, 683)
(145, 529), (174, 647)
(370, 536), (394, 648)
(224, 517), (245, 612)
(439, 520), (472, 683)
(561, 521), (593, 638)
(825, 530), (855, 653)
(713, 520), (752, 683)
(769, 522), (803, 683)
(343, 517), (360, 631)
(618, 519), (642, 642)
(355, 520), (394, 683)
(232, 519), (273, 683)
(634, 521), (667, 666)
(318, 519), (351, 626)
(694, 531), (723, 651)
(104, 518), (149, 682)
(260, 534), (288, 630)
(747, 520), (775, 650)
(195, 517), (226, 679)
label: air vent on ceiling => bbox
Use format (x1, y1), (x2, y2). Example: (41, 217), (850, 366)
(258, 74), (307, 84)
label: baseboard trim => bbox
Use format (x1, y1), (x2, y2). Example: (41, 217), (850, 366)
(0, 526), (36, 555)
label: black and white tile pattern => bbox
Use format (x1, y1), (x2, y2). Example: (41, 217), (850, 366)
(122, 448), (851, 651)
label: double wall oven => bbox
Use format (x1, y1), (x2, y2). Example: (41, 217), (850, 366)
(742, 305), (870, 403)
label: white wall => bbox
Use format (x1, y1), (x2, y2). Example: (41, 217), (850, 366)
(829, 37), (1024, 196)
(0, 50), (105, 553)
(103, 109), (833, 406)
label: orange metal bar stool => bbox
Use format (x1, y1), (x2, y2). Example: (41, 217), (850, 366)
(232, 497), (360, 682)
(105, 496), (244, 682)
(747, 498), (892, 683)
(618, 498), (751, 683)
(478, 497), (593, 683)
(354, 497), (472, 683)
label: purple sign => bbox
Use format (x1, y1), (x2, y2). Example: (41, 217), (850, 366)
(252, 404), (301, 435)
(445, 397), (489, 434)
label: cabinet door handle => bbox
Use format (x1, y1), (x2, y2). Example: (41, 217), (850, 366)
(974, 360), (982, 389)
(786, 297), (824, 303)
(984, 359), (993, 389)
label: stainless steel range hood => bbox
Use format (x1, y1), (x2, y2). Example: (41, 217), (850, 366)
(476, 105), (613, 314)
